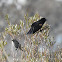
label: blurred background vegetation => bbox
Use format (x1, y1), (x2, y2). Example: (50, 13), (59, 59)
(0, 0), (62, 62)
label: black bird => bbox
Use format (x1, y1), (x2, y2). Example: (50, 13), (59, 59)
(27, 18), (46, 34)
(12, 39), (23, 50)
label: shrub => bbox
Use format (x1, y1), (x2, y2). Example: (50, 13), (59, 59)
(0, 14), (62, 62)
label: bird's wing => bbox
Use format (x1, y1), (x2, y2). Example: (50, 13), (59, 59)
(31, 22), (37, 27)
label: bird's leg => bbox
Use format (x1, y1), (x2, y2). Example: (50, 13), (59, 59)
(15, 48), (17, 50)
(40, 29), (44, 32)
(36, 31), (39, 37)
(40, 29), (42, 32)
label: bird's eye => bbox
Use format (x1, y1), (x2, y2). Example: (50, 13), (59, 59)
(39, 24), (42, 26)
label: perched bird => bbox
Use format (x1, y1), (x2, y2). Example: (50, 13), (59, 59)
(27, 18), (46, 34)
(12, 39), (23, 51)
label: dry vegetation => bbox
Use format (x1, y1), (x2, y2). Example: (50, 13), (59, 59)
(0, 14), (62, 62)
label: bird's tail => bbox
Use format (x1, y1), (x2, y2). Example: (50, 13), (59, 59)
(27, 27), (33, 34)
(19, 44), (23, 51)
